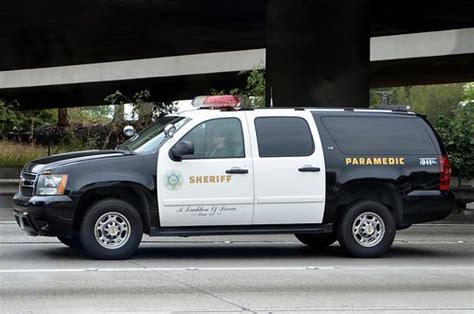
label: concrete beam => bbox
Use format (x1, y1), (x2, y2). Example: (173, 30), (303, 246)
(0, 49), (265, 89)
(1, 28), (473, 91)
(370, 27), (474, 61)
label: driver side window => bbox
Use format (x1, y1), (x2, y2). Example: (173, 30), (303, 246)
(180, 118), (245, 159)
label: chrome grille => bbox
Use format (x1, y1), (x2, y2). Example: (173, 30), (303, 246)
(20, 172), (37, 197)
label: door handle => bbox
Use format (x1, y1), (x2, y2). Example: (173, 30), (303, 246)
(298, 166), (320, 172)
(226, 168), (249, 174)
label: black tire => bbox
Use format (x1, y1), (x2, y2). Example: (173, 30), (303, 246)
(57, 234), (81, 248)
(295, 233), (337, 248)
(79, 199), (143, 260)
(337, 200), (396, 258)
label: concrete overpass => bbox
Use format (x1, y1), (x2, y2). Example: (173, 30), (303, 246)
(0, 0), (473, 108)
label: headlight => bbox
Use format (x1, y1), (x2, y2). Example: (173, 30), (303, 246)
(36, 174), (68, 196)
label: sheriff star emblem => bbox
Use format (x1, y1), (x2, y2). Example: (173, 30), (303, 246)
(163, 170), (183, 191)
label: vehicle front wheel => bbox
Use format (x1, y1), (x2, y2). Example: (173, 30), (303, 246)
(57, 234), (81, 248)
(79, 199), (143, 260)
(337, 200), (395, 258)
(295, 233), (337, 248)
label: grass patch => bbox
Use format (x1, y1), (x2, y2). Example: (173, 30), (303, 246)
(0, 141), (77, 169)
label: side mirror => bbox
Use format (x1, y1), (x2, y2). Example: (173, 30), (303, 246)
(164, 124), (176, 138)
(123, 125), (136, 137)
(170, 141), (194, 161)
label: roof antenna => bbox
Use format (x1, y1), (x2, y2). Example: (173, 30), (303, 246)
(270, 87), (274, 108)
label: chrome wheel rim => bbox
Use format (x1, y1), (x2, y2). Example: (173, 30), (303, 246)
(94, 212), (131, 249)
(352, 212), (385, 247)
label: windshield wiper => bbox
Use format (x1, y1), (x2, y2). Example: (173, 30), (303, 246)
(115, 144), (134, 154)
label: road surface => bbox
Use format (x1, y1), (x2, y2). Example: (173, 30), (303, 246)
(0, 219), (473, 313)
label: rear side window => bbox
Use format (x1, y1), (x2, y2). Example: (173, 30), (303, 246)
(255, 117), (314, 157)
(321, 116), (437, 155)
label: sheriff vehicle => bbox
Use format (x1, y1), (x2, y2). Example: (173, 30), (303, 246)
(13, 95), (454, 259)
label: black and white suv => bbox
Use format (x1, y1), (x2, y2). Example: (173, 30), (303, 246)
(14, 96), (454, 259)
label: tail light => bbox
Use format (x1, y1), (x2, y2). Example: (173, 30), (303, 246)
(439, 155), (451, 191)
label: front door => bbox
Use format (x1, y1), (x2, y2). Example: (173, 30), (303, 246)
(158, 114), (254, 226)
(246, 111), (326, 224)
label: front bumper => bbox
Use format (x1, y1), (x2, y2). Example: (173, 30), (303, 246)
(13, 193), (77, 237)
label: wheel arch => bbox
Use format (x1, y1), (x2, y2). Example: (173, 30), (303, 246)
(335, 180), (403, 227)
(74, 182), (155, 233)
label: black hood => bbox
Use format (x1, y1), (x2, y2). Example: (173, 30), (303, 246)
(24, 150), (128, 174)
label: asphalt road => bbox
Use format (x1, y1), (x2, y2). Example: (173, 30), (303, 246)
(0, 219), (473, 313)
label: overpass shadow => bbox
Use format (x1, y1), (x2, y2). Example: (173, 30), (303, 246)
(129, 243), (462, 260)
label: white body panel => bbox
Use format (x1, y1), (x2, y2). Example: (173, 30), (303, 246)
(158, 111), (254, 226)
(157, 109), (326, 227)
(245, 110), (326, 224)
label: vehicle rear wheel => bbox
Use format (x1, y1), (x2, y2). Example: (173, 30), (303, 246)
(57, 234), (81, 248)
(337, 200), (395, 258)
(79, 199), (143, 260)
(295, 233), (337, 248)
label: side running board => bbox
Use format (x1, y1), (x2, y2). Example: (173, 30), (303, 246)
(149, 223), (333, 237)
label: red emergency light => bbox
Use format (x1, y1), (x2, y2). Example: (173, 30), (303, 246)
(192, 95), (240, 109)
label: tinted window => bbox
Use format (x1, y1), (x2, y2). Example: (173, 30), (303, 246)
(321, 116), (437, 154)
(255, 117), (314, 157)
(180, 118), (244, 159)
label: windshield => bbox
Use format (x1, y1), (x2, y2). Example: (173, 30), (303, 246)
(118, 116), (187, 153)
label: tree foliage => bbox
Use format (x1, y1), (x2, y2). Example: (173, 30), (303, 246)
(1, 99), (114, 139)
(67, 106), (113, 124)
(104, 89), (175, 128)
(435, 103), (473, 180)
(371, 83), (465, 121)
(461, 82), (474, 104)
(0, 100), (57, 142)
(242, 67), (265, 108)
(213, 67), (266, 108)
(434, 84), (474, 180)
(409, 84), (465, 120)
(0, 100), (21, 134)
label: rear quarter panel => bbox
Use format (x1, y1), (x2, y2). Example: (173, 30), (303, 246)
(311, 111), (445, 225)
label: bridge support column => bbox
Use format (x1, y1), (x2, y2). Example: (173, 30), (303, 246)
(265, 0), (369, 107)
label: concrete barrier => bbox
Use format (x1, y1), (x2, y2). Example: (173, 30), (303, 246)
(0, 168), (21, 179)
(0, 169), (21, 209)
(0, 179), (19, 209)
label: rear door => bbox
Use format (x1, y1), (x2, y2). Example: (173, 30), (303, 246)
(246, 110), (326, 224)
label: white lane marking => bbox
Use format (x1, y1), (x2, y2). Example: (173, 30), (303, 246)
(0, 266), (335, 274)
(0, 240), (299, 245)
(393, 240), (470, 244)
(1, 266), (473, 274)
(250, 306), (474, 312)
(174, 307), (474, 313)
(2, 221), (474, 226)
(0, 239), (471, 245)
(0, 240), (474, 247)
(415, 223), (474, 227)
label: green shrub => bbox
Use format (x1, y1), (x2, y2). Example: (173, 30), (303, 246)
(435, 103), (474, 181)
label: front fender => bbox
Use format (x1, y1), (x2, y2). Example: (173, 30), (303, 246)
(73, 180), (158, 231)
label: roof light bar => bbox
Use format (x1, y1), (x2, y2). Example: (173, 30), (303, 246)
(192, 95), (240, 109)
